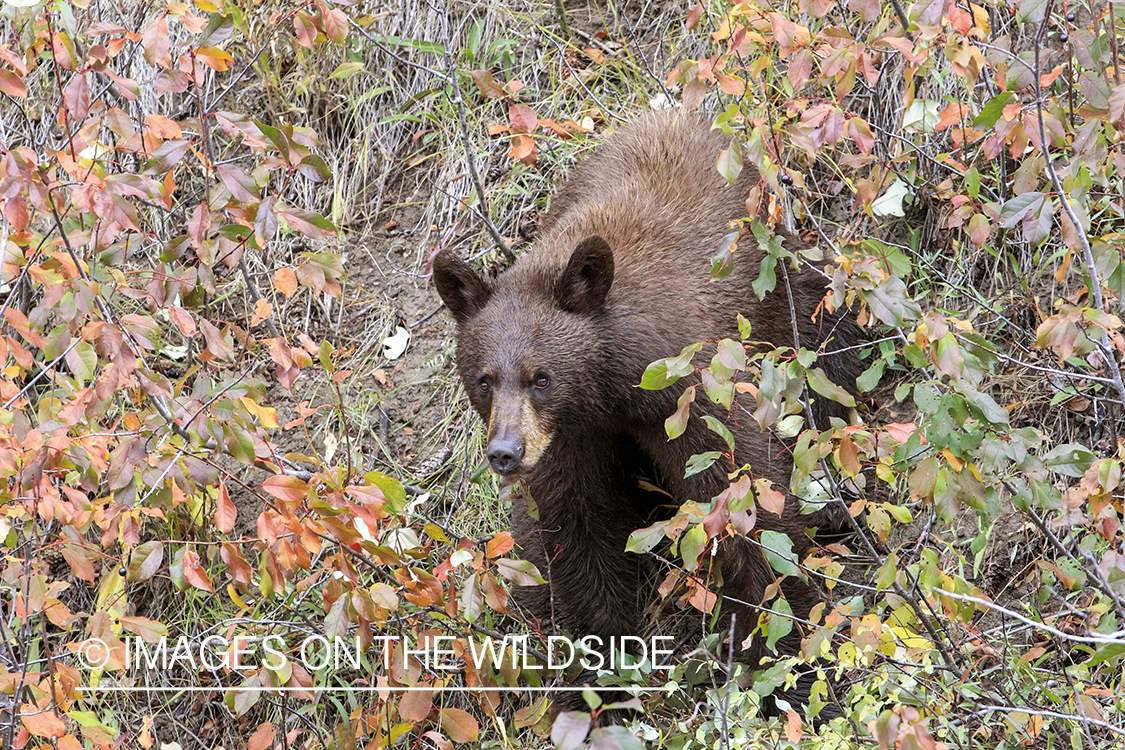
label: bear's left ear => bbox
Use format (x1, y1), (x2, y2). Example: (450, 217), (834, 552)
(433, 250), (493, 324)
(557, 236), (614, 314)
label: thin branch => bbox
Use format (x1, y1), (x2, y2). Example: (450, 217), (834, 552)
(1032, 3), (1125, 408)
(934, 588), (1125, 645)
(435, 1), (514, 262)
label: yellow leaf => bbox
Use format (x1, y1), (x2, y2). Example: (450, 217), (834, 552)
(228, 583), (250, 611)
(240, 396), (279, 429)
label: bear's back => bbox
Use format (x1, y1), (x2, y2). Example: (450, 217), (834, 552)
(541, 109), (752, 236)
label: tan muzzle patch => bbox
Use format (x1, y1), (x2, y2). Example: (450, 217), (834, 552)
(489, 394), (553, 471)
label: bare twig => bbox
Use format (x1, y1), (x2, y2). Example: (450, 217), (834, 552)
(1032, 3), (1125, 409)
(435, 1), (514, 262)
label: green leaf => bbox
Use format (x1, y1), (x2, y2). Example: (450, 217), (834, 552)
(329, 61), (365, 79)
(716, 143), (743, 185)
(626, 522), (668, 554)
(1042, 443), (1096, 478)
(737, 313), (753, 340)
(974, 92), (1013, 128)
(1013, 0), (1049, 23)
(865, 275), (921, 326)
(856, 358), (885, 392)
(933, 333), (965, 379)
(965, 166), (980, 199)
(764, 598), (793, 651)
(665, 386), (696, 439)
(759, 530), (801, 578)
(752, 252), (777, 300)
(711, 230), (739, 280)
(806, 367), (856, 407)
(957, 382), (1010, 425)
(679, 524), (707, 571)
(640, 343), (703, 390)
(495, 558), (546, 585)
(701, 368), (734, 409)
(366, 34), (446, 56)
(875, 552), (898, 590)
(884, 502), (913, 523)
(684, 451), (722, 478)
(702, 415), (735, 452)
(65, 340), (97, 385)
(999, 191), (1045, 228)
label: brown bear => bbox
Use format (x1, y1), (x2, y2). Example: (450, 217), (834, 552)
(432, 109), (859, 714)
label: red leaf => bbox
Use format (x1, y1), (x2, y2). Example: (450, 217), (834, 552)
(323, 8), (348, 44)
(508, 103), (539, 134)
(398, 688), (433, 722)
(293, 12), (317, 48)
(141, 16), (170, 67)
(198, 318), (236, 361)
(470, 70), (505, 99)
(188, 202), (211, 251)
(63, 73), (90, 121)
(169, 305), (197, 337)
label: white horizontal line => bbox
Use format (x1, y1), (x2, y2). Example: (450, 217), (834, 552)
(80, 686), (659, 693)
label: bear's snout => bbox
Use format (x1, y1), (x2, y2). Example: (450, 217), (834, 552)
(486, 437), (524, 475)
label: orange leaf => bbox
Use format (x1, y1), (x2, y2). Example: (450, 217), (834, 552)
(261, 475), (309, 505)
(182, 548), (214, 593)
(250, 298), (273, 328)
(755, 479), (786, 516)
(508, 135), (538, 167)
(786, 709), (803, 743)
(145, 113), (182, 139)
(0, 69), (27, 98)
(440, 708), (479, 743)
(273, 267), (298, 297)
(485, 532), (514, 558)
(247, 722), (276, 750)
(215, 481), (237, 534)
(20, 704), (66, 738)
(935, 102), (968, 132)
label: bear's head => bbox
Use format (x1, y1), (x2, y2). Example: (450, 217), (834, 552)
(432, 237), (614, 477)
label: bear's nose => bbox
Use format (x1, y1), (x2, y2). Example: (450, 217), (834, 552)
(487, 438), (524, 475)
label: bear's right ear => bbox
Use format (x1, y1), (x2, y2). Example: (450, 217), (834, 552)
(432, 251), (493, 324)
(557, 236), (614, 314)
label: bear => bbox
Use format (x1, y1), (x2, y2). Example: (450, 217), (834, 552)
(432, 109), (860, 715)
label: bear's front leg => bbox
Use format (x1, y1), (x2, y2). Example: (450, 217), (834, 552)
(505, 436), (647, 717)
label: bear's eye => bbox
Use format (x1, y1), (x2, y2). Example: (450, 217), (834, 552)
(478, 377), (492, 394)
(534, 373), (550, 389)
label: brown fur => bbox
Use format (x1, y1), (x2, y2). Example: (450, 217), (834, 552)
(433, 110), (860, 715)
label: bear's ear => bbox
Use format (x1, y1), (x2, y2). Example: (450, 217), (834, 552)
(432, 251), (493, 324)
(557, 236), (614, 314)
